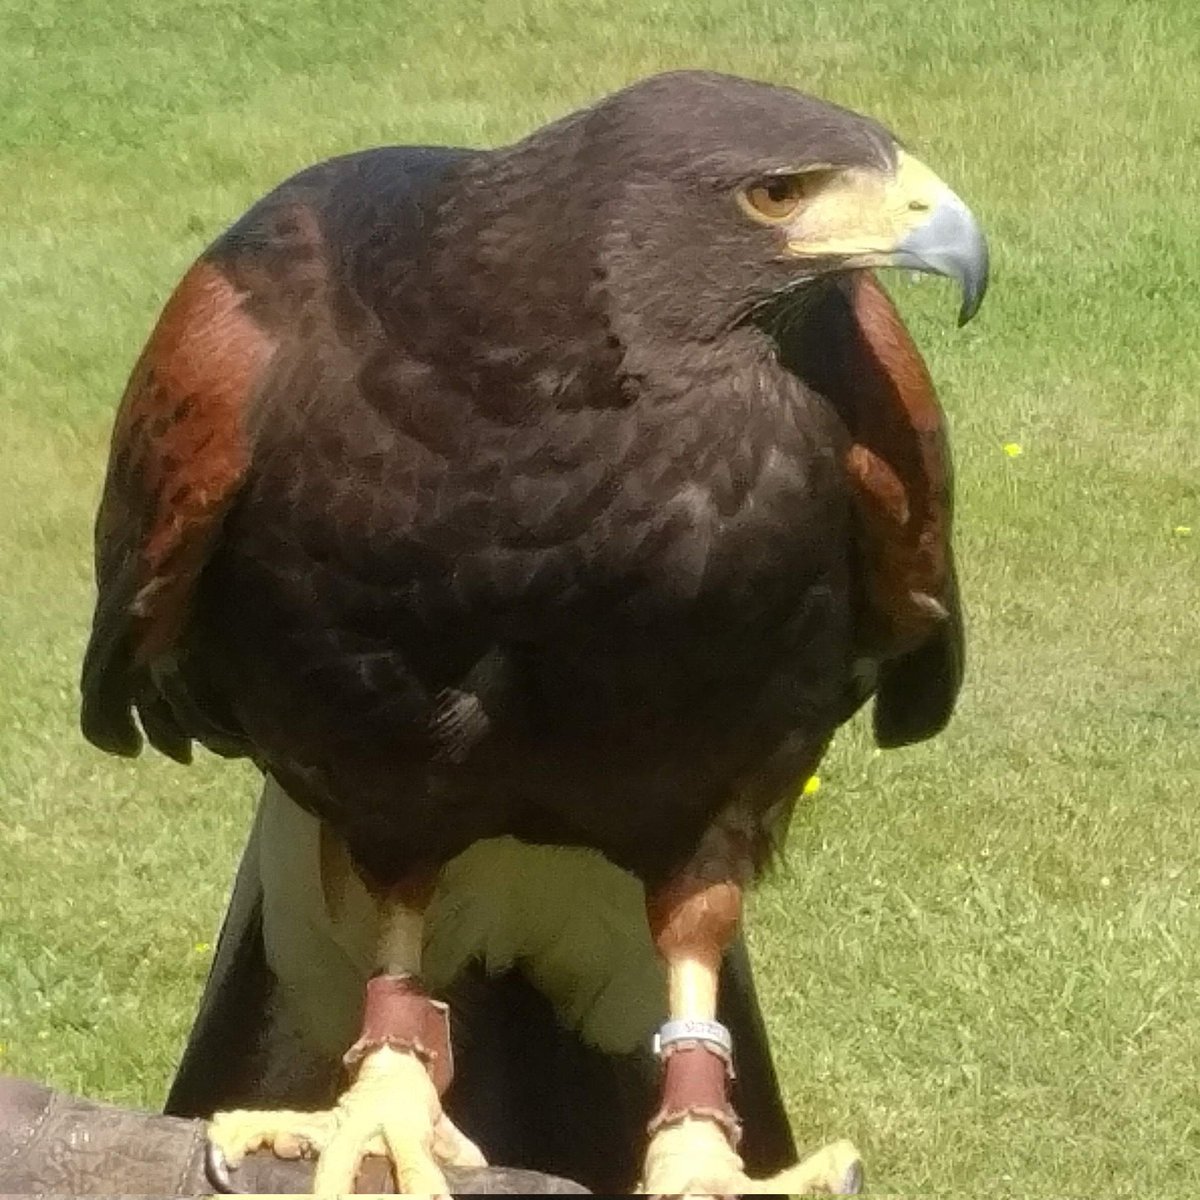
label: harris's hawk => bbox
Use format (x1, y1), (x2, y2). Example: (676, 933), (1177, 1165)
(82, 71), (987, 1195)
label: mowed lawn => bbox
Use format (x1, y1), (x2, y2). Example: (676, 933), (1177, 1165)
(2, 0), (1198, 1193)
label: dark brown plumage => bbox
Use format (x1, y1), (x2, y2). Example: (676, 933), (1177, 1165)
(82, 69), (985, 1191)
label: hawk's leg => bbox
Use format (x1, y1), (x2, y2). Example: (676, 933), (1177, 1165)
(208, 888), (484, 1197)
(641, 846), (862, 1197)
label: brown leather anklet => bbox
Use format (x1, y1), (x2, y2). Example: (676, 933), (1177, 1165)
(647, 1042), (742, 1147)
(342, 973), (454, 1095)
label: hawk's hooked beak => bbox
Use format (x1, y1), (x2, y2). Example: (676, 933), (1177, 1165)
(890, 185), (989, 325)
(782, 149), (989, 325)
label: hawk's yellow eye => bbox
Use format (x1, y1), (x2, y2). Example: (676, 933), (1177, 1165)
(742, 175), (809, 221)
(740, 171), (835, 223)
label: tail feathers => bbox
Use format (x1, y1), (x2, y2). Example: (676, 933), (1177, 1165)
(164, 800), (339, 1116)
(163, 800), (266, 1117)
(720, 936), (798, 1177)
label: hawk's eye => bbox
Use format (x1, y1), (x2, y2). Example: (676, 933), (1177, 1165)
(740, 173), (824, 222)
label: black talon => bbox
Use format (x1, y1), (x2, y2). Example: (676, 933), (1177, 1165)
(839, 1157), (864, 1195)
(204, 1140), (241, 1193)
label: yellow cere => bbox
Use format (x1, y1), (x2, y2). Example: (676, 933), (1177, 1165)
(1003, 442), (1023, 458)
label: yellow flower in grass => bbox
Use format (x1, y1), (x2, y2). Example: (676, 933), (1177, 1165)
(1002, 442), (1023, 458)
(1173, 525), (1192, 537)
(194, 941), (211, 954)
(803, 775), (821, 796)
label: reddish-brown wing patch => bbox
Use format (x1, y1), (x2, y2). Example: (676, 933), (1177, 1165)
(83, 260), (275, 753)
(840, 273), (953, 654)
(107, 259), (275, 659)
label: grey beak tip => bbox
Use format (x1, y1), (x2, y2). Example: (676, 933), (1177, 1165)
(957, 239), (990, 326)
(957, 292), (982, 327)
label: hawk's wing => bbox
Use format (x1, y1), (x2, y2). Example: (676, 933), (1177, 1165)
(782, 272), (964, 747)
(81, 146), (471, 764)
(81, 259), (276, 761)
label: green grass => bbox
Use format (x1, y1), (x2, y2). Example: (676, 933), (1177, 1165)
(2, 0), (1199, 1193)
